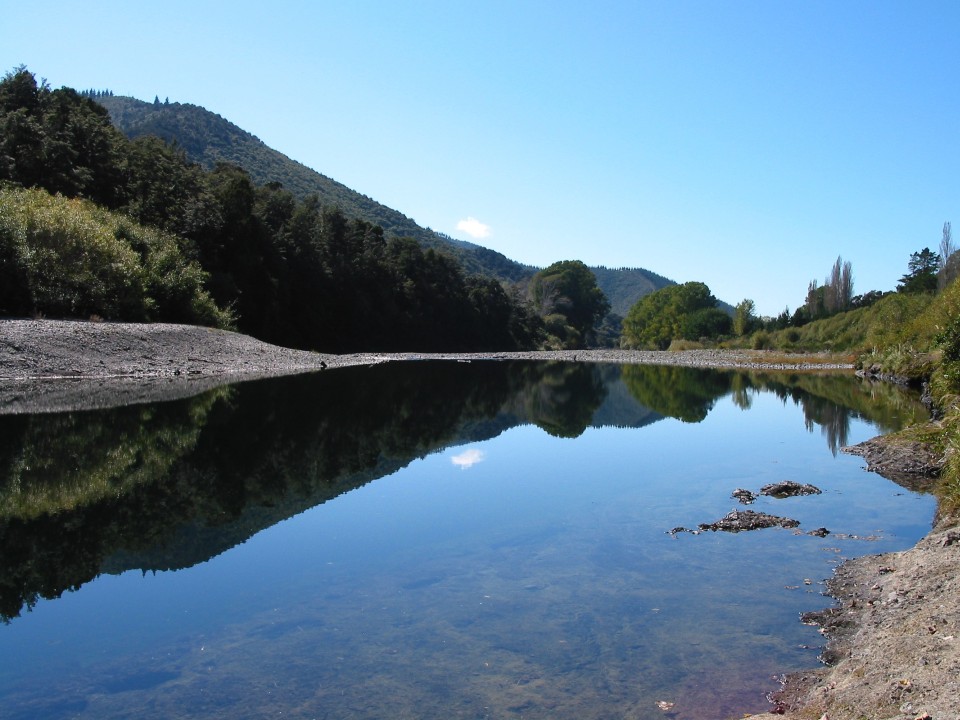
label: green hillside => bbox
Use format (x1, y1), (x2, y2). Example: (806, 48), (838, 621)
(97, 95), (533, 282)
(95, 95), (677, 312)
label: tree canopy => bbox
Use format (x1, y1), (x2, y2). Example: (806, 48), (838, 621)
(529, 260), (610, 348)
(621, 281), (728, 349)
(898, 247), (940, 294)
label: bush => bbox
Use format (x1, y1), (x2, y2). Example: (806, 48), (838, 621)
(667, 338), (705, 351)
(751, 330), (773, 350)
(0, 186), (232, 327)
(0, 187), (146, 318)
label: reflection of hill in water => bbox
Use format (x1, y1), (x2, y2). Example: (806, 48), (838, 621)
(0, 361), (927, 621)
(590, 366), (664, 429)
(104, 367), (663, 576)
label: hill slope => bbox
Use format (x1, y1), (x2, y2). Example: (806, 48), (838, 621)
(97, 96), (532, 282)
(96, 95), (678, 311)
(590, 266), (675, 316)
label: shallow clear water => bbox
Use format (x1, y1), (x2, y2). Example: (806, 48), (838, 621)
(0, 362), (936, 719)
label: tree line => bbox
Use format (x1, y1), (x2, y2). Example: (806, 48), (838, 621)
(618, 230), (959, 351)
(0, 67), (619, 352)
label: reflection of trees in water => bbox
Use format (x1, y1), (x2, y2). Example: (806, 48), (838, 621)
(621, 365), (927, 457)
(0, 361), (607, 621)
(621, 365), (733, 423)
(0, 390), (225, 621)
(800, 396), (852, 455)
(752, 372), (928, 437)
(519, 363), (607, 437)
(730, 373), (753, 411)
(0, 389), (225, 520)
(0, 362), (928, 622)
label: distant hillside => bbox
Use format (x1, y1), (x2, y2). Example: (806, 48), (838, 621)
(589, 266), (675, 317)
(96, 95), (679, 312)
(97, 95), (533, 282)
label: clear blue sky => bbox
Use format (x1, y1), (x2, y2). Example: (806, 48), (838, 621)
(4, 1), (958, 316)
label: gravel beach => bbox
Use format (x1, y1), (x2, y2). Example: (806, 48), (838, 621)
(1, 318), (955, 720)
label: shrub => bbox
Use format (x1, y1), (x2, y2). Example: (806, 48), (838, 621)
(0, 186), (231, 327)
(667, 338), (705, 351)
(751, 330), (772, 350)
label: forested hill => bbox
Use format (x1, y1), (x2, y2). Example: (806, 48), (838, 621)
(96, 95), (533, 283)
(95, 95), (680, 312)
(589, 266), (675, 317)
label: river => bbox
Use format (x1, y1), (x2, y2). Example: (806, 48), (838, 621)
(0, 361), (936, 719)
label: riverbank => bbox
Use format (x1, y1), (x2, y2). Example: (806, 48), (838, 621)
(0, 319), (853, 413)
(0, 319), (955, 718)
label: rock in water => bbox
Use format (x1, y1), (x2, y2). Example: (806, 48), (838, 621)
(731, 488), (758, 504)
(760, 481), (822, 498)
(698, 509), (801, 533)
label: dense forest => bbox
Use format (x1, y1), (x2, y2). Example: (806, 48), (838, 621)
(1, 68), (565, 351)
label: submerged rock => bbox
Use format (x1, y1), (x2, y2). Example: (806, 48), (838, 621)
(760, 481), (822, 498)
(698, 509), (800, 533)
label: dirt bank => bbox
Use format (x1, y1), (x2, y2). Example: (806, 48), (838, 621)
(1, 319), (955, 719)
(745, 431), (957, 720)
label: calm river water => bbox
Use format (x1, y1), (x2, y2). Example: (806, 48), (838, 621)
(0, 362), (936, 720)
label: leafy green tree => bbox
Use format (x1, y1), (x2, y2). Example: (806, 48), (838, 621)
(529, 260), (609, 348)
(733, 299), (756, 336)
(682, 307), (732, 340)
(621, 281), (721, 349)
(898, 247), (940, 294)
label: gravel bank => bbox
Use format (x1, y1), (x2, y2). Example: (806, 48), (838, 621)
(0, 320), (390, 413)
(0, 320), (851, 414)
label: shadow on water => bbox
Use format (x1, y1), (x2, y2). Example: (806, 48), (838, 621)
(0, 362), (927, 623)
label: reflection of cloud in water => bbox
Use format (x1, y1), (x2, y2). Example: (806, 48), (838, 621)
(451, 448), (485, 470)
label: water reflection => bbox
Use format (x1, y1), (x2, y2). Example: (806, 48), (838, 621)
(0, 362), (927, 624)
(622, 365), (927, 454)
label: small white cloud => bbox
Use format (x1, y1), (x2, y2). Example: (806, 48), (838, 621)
(451, 448), (485, 470)
(456, 217), (491, 239)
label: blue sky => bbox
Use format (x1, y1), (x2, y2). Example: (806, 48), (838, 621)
(3, 1), (958, 316)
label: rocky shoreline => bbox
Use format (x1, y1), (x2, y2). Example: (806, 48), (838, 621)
(1, 319), (956, 719)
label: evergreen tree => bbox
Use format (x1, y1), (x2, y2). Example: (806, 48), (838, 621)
(898, 248), (940, 294)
